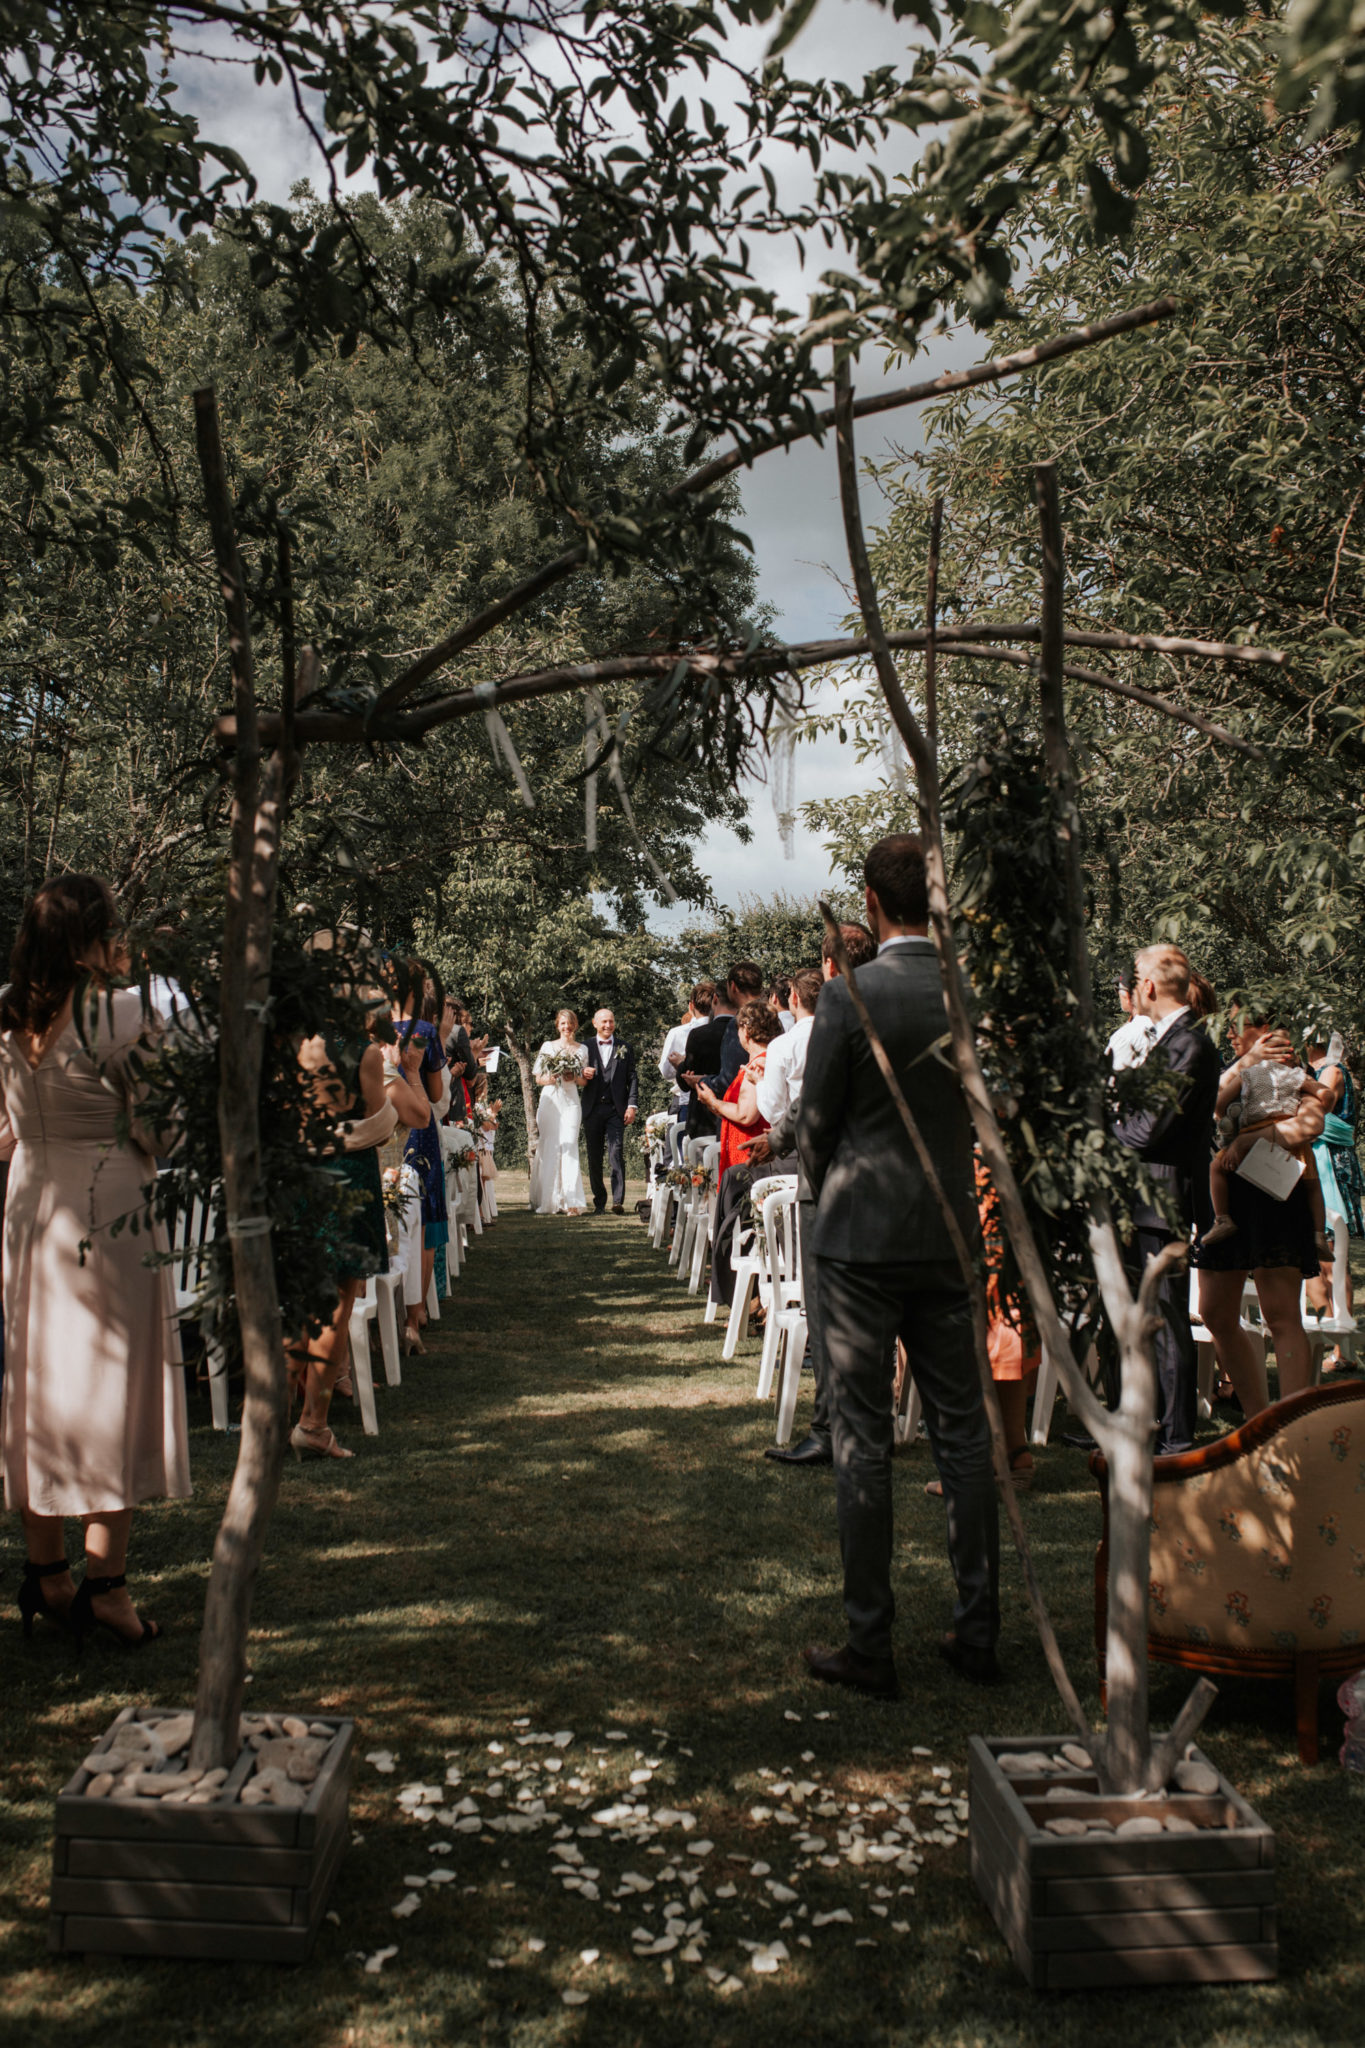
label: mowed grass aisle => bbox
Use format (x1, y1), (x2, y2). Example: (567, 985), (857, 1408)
(3, 1181), (1362, 2047)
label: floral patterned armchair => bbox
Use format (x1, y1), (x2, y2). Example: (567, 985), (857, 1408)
(1093, 1381), (1365, 1762)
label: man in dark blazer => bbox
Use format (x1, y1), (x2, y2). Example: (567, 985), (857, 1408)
(1115, 942), (1221, 1454)
(797, 835), (998, 1699)
(680, 961), (762, 1139)
(581, 1006), (639, 1213)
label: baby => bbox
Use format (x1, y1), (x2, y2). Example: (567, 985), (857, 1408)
(1203, 1055), (1335, 1259)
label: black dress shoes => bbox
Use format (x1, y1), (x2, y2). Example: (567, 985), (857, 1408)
(611, 1203), (625, 1214)
(938, 1631), (1004, 1686)
(765, 1434), (833, 1467)
(1061, 1429), (1099, 1453)
(803, 1643), (900, 1700)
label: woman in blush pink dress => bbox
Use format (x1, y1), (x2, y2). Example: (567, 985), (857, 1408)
(0, 877), (189, 1648)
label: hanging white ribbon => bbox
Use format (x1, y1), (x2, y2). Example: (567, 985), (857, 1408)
(474, 681), (534, 808)
(770, 700), (798, 860)
(880, 718), (909, 798)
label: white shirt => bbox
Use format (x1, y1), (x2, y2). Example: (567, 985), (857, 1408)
(757, 1014), (813, 1125)
(778, 1009), (795, 1033)
(1151, 1004), (1190, 1047)
(877, 933), (932, 953)
(595, 1038), (614, 1069)
(1106, 1013), (1158, 1071)
(660, 1020), (691, 1099)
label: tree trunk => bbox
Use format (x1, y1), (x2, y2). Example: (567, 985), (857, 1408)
(187, 388), (291, 1775)
(507, 1025), (538, 1172)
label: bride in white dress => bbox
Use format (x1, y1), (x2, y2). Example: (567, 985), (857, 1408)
(529, 1008), (591, 1215)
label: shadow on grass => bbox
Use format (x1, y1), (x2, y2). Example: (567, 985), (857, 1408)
(2, 1194), (1359, 2046)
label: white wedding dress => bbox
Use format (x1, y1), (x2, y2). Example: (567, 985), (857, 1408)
(529, 1041), (588, 1214)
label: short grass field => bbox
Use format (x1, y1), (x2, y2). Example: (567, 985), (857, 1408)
(3, 1179), (1362, 2048)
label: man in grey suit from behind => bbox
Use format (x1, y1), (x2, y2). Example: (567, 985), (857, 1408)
(796, 834), (1001, 1699)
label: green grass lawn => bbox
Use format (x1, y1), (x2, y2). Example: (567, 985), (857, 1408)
(2, 1181), (1361, 2047)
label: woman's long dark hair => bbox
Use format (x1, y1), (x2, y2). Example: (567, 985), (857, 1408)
(0, 876), (118, 1036)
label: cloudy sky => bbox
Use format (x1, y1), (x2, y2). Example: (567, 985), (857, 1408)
(175, 1), (978, 915)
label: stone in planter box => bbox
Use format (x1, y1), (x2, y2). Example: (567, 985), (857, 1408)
(969, 1734), (1276, 1990)
(49, 1707), (354, 1961)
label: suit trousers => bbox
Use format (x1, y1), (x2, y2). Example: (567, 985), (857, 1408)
(817, 1254), (999, 1662)
(800, 1193), (831, 1444)
(1126, 1223), (1197, 1455)
(584, 1108), (625, 1210)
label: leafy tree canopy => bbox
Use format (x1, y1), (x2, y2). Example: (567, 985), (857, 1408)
(804, 17), (1365, 1051)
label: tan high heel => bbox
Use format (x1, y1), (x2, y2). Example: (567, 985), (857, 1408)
(290, 1424), (354, 1461)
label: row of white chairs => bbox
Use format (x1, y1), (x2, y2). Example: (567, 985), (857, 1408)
(644, 1122), (814, 1447)
(643, 1128), (1362, 1454)
(166, 1136), (486, 1436)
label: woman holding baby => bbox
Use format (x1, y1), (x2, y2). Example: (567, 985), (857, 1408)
(1196, 1005), (1328, 1405)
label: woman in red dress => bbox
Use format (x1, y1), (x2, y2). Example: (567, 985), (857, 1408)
(691, 1001), (785, 1172)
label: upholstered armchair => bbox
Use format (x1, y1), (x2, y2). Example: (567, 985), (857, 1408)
(1093, 1381), (1365, 1763)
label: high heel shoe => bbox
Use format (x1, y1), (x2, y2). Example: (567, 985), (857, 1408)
(18, 1558), (73, 1638)
(401, 1329), (425, 1356)
(290, 1422), (355, 1461)
(70, 1573), (161, 1651)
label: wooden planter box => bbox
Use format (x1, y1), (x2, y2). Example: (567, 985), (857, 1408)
(49, 1708), (354, 1962)
(969, 1734), (1276, 1990)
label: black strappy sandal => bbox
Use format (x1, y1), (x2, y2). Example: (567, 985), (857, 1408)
(70, 1573), (162, 1651)
(18, 1557), (73, 1637)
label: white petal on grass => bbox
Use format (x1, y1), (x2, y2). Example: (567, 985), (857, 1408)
(562, 1990), (590, 2006)
(391, 1895), (421, 1919)
(580, 1948), (600, 1965)
(364, 1945), (399, 1973)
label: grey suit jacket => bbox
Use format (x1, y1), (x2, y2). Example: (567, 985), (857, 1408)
(796, 938), (976, 1266)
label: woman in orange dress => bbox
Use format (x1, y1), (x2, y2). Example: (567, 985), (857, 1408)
(926, 1159), (1039, 1495)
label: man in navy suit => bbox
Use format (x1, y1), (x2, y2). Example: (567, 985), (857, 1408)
(581, 1006), (639, 1213)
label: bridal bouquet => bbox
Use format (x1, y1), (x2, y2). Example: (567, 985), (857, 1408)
(538, 1049), (584, 1083)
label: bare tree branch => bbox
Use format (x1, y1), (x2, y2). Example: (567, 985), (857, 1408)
(225, 621), (1289, 749)
(368, 297), (1180, 717)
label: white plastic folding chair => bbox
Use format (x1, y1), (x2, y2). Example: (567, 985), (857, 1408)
(167, 1186), (230, 1430)
(755, 1182), (802, 1400)
(893, 1345), (923, 1446)
(771, 1201), (810, 1445)
(688, 1139), (721, 1295)
(721, 1173), (792, 1358)
(346, 1282), (381, 1435)
(1301, 1202), (1358, 1377)
(670, 1139), (705, 1269)
(374, 1234), (405, 1388)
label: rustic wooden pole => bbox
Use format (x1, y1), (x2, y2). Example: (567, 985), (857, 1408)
(831, 361), (1223, 1789)
(831, 358), (1108, 1446)
(924, 494), (943, 750)
(187, 386), (291, 1776)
